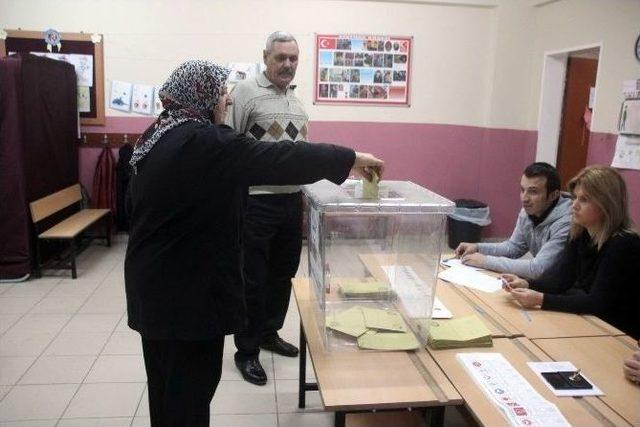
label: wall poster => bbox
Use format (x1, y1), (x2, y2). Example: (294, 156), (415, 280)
(314, 33), (412, 106)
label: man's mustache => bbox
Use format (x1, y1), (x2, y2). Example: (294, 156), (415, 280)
(279, 69), (294, 76)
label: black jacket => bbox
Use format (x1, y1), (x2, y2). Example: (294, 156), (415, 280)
(124, 122), (355, 339)
(531, 230), (640, 338)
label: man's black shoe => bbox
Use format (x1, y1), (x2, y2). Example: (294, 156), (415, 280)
(234, 357), (267, 385)
(260, 336), (299, 357)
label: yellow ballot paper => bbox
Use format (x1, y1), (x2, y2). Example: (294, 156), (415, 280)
(357, 330), (420, 351)
(427, 315), (493, 349)
(361, 307), (408, 333)
(362, 169), (380, 199)
(325, 306), (368, 338)
(339, 281), (393, 298)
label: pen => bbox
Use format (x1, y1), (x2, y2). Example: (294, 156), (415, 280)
(569, 369), (581, 381)
(501, 277), (513, 291)
(521, 308), (532, 323)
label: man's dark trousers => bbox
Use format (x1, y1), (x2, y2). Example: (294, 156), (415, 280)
(235, 192), (302, 360)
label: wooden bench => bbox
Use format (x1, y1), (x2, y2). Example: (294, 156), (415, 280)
(29, 184), (111, 279)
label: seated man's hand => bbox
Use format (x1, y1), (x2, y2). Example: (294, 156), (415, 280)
(461, 252), (485, 268)
(509, 288), (542, 309)
(500, 274), (529, 291)
(455, 242), (478, 258)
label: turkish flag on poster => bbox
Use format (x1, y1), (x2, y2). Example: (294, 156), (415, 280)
(318, 37), (337, 50)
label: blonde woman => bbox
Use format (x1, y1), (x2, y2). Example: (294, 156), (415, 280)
(501, 166), (640, 338)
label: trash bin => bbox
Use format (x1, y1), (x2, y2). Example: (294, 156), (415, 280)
(447, 199), (491, 249)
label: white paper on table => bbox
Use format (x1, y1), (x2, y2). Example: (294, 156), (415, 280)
(440, 257), (481, 271)
(77, 86), (90, 112)
(132, 84), (154, 115)
(611, 134), (640, 171)
(438, 266), (502, 293)
(458, 353), (571, 427)
(527, 361), (603, 397)
(432, 297), (453, 319)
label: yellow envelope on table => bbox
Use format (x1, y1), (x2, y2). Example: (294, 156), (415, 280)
(339, 281), (392, 297)
(357, 330), (420, 351)
(362, 169), (379, 199)
(360, 307), (408, 333)
(325, 306), (368, 337)
(427, 315), (493, 349)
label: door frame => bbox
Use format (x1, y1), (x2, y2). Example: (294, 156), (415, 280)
(535, 42), (603, 165)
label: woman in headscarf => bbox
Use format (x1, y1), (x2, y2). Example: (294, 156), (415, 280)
(124, 60), (383, 426)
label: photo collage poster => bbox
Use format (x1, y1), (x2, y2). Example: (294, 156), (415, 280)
(315, 34), (411, 105)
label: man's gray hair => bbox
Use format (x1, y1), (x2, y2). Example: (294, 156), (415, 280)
(265, 31), (297, 53)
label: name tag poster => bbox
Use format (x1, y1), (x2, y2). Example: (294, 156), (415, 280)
(315, 34), (412, 106)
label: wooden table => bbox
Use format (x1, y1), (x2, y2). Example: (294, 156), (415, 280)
(293, 278), (463, 427)
(358, 254), (520, 338)
(427, 337), (630, 426)
(532, 335), (640, 426)
(459, 283), (622, 339)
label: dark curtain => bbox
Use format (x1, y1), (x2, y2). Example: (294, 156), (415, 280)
(0, 54), (78, 279)
(92, 146), (116, 218)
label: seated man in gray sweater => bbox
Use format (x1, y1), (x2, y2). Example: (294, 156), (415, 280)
(455, 162), (571, 279)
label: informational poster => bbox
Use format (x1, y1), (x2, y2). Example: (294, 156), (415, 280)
(611, 134), (640, 171)
(26, 52), (94, 86)
(109, 80), (132, 112)
(131, 84), (154, 115)
(314, 34), (412, 105)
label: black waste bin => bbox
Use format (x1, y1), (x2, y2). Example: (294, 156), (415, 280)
(447, 199), (490, 249)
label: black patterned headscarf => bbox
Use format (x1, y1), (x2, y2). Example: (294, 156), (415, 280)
(130, 60), (230, 172)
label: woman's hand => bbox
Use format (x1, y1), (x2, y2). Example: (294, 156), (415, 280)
(509, 288), (543, 308)
(500, 273), (529, 291)
(213, 93), (232, 125)
(352, 152), (384, 181)
(623, 341), (640, 386)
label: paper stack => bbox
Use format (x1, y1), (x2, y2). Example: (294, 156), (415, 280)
(427, 315), (492, 349)
(339, 281), (394, 298)
(325, 305), (420, 351)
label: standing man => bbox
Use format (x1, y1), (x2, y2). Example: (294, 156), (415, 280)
(455, 162), (571, 279)
(227, 31), (307, 385)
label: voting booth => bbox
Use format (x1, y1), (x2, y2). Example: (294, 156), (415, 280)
(303, 180), (454, 351)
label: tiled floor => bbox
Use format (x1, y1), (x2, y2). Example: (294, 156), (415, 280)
(0, 239), (471, 427)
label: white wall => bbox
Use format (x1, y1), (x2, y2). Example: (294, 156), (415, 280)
(527, 0), (640, 133)
(0, 0), (496, 126)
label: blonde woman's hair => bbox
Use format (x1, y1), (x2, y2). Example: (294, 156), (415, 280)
(568, 165), (635, 249)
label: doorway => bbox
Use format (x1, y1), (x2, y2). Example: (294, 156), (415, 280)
(556, 50), (599, 190)
(536, 44), (601, 190)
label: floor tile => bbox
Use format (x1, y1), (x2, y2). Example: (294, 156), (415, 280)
(101, 331), (142, 355)
(19, 356), (95, 384)
(0, 332), (57, 356)
(0, 315), (21, 335)
(57, 417), (132, 427)
(278, 411), (333, 427)
(29, 296), (87, 315)
(0, 420), (57, 427)
(62, 314), (121, 334)
(0, 384), (77, 421)
(211, 380), (277, 414)
(273, 352), (315, 382)
(275, 380), (323, 413)
(85, 355), (146, 383)
(78, 296), (126, 314)
(0, 280), (59, 298)
(0, 357), (36, 385)
(63, 383), (145, 418)
(0, 298), (41, 315)
(0, 386), (11, 400)
(213, 413), (278, 427)
(7, 314), (70, 335)
(47, 280), (100, 298)
(130, 416), (149, 427)
(44, 332), (111, 356)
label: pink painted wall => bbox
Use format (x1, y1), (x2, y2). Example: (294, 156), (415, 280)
(587, 132), (640, 226)
(79, 117), (538, 237)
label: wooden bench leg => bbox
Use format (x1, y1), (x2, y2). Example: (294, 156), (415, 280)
(334, 411), (346, 427)
(70, 238), (77, 279)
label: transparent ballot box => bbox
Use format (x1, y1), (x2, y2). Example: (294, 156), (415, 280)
(303, 180), (455, 351)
